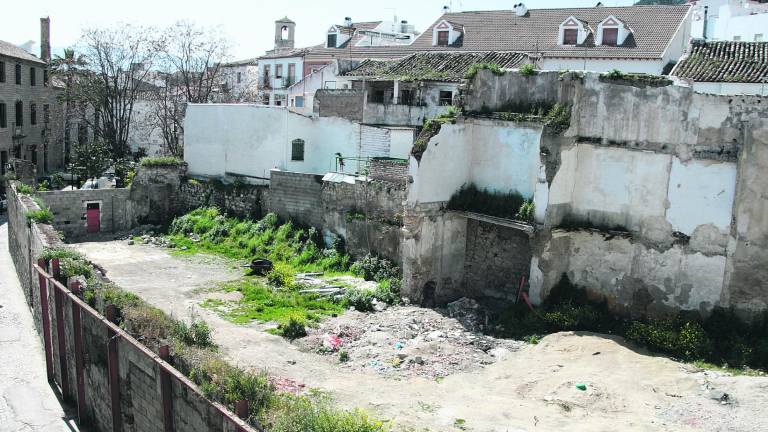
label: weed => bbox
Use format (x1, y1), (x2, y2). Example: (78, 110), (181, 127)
(26, 207), (53, 224)
(453, 418), (468, 430)
(447, 183), (531, 221)
(268, 393), (389, 432)
(174, 317), (215, 348)
(519, 63), (536, 76)
(464, 63), (506, 80)
(350, 254), (399, 282)
(190, 357), (274, 419)
(39, 247), (85, 262)
(343, 289), (376, 312)
(339, 350), (350, 363)
(275, 315), (308, 339)
(347, 209), (367, 222)
(374, 278), (401, 305)
(606, 68), (625, 79)
(267, 262), (295, 288)
(516, 200), (535, 222)
(15, 183), (35, 194)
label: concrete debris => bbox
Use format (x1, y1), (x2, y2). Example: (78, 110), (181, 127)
(446, 297), (489, 331)
(299, 305), (524, 379)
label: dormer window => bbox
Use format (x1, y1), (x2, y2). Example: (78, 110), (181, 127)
(327, 33), (338, 48)
(432, 20), (461, 47)
(559, 16), (589, 46)
(596, 16), (631, 46)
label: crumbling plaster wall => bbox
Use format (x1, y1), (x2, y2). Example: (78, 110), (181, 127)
(404, 70), (768, 317)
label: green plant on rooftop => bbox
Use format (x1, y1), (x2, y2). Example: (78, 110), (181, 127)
(447, 183), (533, 222)
(519, 63), (536, 76)
(464, 63), (506, 80)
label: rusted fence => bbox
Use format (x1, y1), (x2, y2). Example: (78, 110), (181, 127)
(32, 258), (258, 432)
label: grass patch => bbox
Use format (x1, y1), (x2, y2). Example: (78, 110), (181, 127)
(208, 277), (344, 325)
(168, 208), (350, 275)
(140, 156), (185, 167)
(27, 207), (54, 224)
(15, 183), (35, 194)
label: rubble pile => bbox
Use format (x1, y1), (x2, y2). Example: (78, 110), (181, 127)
(299, 302), (525, 379)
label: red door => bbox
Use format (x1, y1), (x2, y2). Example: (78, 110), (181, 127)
(86, 203), (100, 233)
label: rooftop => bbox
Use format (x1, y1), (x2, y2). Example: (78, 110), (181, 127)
(671, 41), (768, 83)
(0, 40), (46, 64)
(343, 51), (531, 82)
(410, 5), (691, 59)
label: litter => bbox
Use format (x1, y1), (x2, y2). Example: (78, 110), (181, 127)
(576, 383), (587, 391)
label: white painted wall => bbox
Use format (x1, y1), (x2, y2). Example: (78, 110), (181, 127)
(407, 119), (543, 205)
(692, 82), (768, 96)
(258, 56), (304, 105)
(387, 128), (415, 159)
(540, 58), (666, 75)
(128, 99), (165, 156)
(184, 104), (400, 180)
(666, 158), (737, 235)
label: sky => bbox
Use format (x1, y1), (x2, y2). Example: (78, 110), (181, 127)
(3, 0), (636, 60)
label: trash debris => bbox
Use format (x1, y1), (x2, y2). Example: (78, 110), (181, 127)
(576, 383), (587, 391)
(323, 334), (342, 351)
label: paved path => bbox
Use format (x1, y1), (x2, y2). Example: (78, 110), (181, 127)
(0, 216), (76, 432)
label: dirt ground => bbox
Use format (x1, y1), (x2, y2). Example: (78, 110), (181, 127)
(74, 240), (768, 432)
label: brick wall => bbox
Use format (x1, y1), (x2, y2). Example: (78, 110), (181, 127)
(463, 219), (531, 301)
(314, 89), (365, 122)
(6, 183), (254, 432)
(369, 159), (408, 185)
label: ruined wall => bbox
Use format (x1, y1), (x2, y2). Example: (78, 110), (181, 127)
(179, 179), (268, 219)
(268, 170), (405, 263)
(463, 219), (531, 301)
(369, 159), (408, 185)
(7, 184), (252, 432)
(404, 71), (768, 317)
(314, 89), (365, 122)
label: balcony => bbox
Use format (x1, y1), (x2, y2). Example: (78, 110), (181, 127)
(12, 123), (26, 139)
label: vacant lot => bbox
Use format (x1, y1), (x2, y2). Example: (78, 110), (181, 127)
(75, 240), (768, 432)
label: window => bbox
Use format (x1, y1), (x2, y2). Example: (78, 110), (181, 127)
(281, 25), (289, 40)
(602, 28), (618, 46)
(31, 145), (37, 165)
(291, 138), (305, 161)
(756, 34), (764, 42)
(0, 151), (6, 175)
(276, 64), (283, 78)
(372, 90), (385, 103)
(295, 96), (304, 107)
(439, 91), (453, 106)
(30, 103), (37, 125)
(0, 103), (6, 128)
(437, 31), (449, 46)
(43, 104), (50, 124)
(15, 64), (21, 84)
(563, 28), (578, 45)
(15, 101), (23, 126)
(43, 69), (49, 86)
(30, 67), (36, 86)
(327, 33), (338, 48)
(288, 64), (295, 82)
(0, 61), (5, 83)
(237, 72), (242, 83)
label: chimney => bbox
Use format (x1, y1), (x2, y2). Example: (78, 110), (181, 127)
(702, 6), (709, 40)
(344, 17), (353, 27)
(514, 3), (528, 17)
(443, 5), (450, 14)
(40, 17), (51, 63)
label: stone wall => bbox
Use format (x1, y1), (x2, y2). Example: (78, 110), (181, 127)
(268, 170), (325, 228)
(369, 159), (408, 185)
(6, 183), (254, 432)
(179, 179), (268, 219)
(463, 219), (531, 302)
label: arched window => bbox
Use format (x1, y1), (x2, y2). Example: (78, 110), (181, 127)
(281, 25), (289, 40)
(291, 139), (305, 161)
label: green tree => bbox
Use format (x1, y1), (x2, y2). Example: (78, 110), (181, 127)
(72, 139), (111, 185)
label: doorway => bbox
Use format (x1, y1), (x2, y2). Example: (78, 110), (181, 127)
(86, 202), (100, 233)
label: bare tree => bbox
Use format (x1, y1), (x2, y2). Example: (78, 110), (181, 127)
(74, 24), (160, 184)
(148, 21), (230, 157)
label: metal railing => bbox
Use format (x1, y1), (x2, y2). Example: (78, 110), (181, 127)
(31, 259), (259, 432)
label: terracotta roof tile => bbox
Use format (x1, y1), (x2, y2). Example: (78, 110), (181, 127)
(671, 41), (768, 83)
(343, 51), (530, 82)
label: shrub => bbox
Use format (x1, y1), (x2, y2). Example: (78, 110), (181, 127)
(350, 254), (399, 282)
(374, 278), (401, 305)
(269, 393), (388, 432)
(16, 183), (35, 194)
(606, 68), (625, 79)
(625, 319), (711, 360)
(190, 357), (274, 419)
(37, 180), (51, 191)
(516, 200), (535, 222)
(27, 208), (54, 224)
(140, 156), (184, 167)
(173, 317), (215, 348)
(519, 63), (536, 76)
(60, 256), (93, 279)
(39, 247), (84, 262)
(275, 316), (308, 339)
(122, 304), (175, 346)
(447, 183), (527, 220)
(267, 262), (295, 288)
(343, 289), (375, 312)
